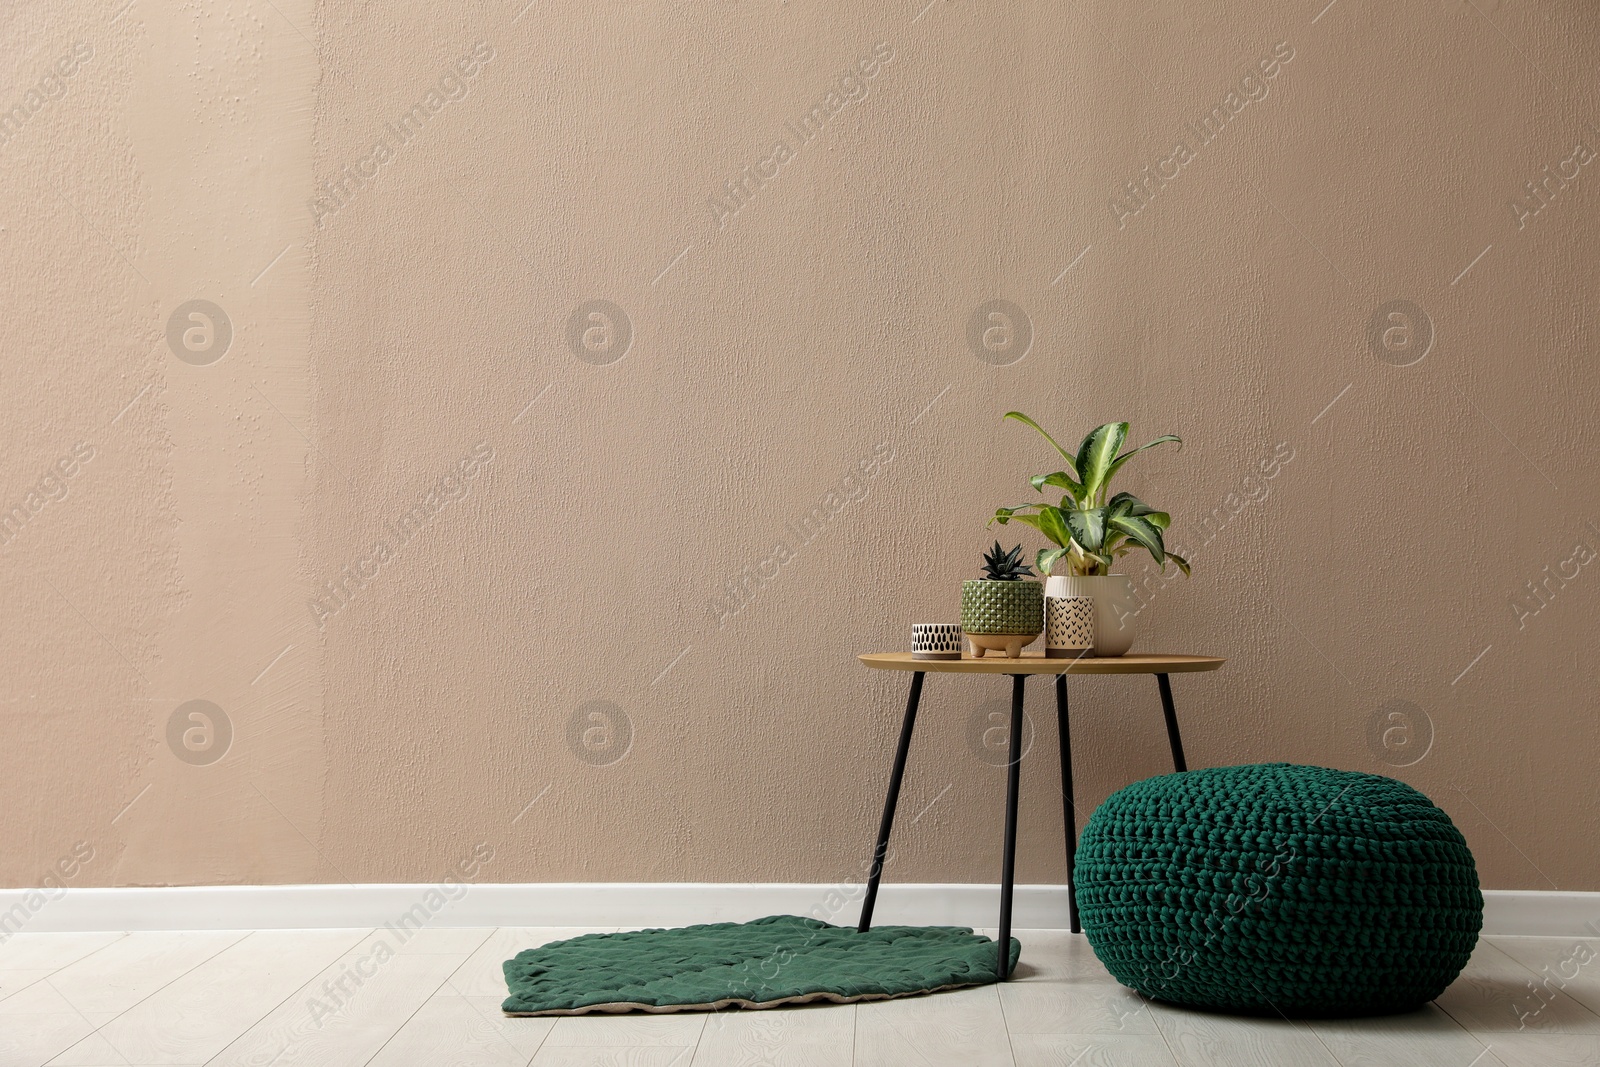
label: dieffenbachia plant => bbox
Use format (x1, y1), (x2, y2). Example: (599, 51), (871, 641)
(990, 413), (1191, 579)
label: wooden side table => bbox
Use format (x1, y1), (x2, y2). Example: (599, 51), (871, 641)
(855, 652), (1225, 978)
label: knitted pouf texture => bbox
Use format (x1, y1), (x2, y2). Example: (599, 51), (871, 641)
(1075, 763), (1483, 1017)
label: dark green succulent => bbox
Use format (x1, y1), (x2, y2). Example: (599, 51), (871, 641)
(980, 541), (1034, 581)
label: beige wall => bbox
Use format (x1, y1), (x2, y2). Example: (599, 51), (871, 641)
(4, 0), (1598, 895)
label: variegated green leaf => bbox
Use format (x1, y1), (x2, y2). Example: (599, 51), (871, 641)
(1108, 492), (1169, 528)
(1030, 470), (1085, 499)
(1036, 546), (1071, 577)
(1104, 434), (1181, 484)
(1004, 412), (1081, 478)
(1065, 506), (1108, 552)
(991, 503), (1041, 526)
(994, 513), (1050, 540)
(1164, 551), (1191, 577)
(1034, 506), (1073, 548)
(1108, 513), (1166, 564)
(1075, 422), (1128, 503)
(1107, 491), (1143, 511)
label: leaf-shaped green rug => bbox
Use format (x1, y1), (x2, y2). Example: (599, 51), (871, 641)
(502, 914), (1022, 1016)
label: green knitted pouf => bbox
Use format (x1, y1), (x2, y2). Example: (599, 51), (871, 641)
(1075, 763), (1482, 1017)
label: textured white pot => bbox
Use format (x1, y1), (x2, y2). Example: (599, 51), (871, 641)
(1044, 574), (1139, 656)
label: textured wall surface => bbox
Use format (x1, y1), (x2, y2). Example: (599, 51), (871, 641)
(4, 0), (1598, 895)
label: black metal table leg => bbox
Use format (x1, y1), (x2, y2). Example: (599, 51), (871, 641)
(1156, 673), (1187, 772)
(997, 674), (1025, 979)
(858, 671), (924, 932)
(1055, 674), (1080, 934)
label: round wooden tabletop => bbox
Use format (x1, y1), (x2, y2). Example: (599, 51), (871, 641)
(858, 652), (1225, 675)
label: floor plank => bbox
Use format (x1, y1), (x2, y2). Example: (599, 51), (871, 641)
(206, 944), (468, 1067)
(1305, 1005), (1506, 1067)
(529, 1049), (695, 1067)
(449, 928), (615, 999)
(0, 1017), (112, 1067)
(0, 976), (80, 1015)
(855, 984), (1015, 1067)
(0, 970), (65, 1006)
(355, 925), (498, 956)
(1435, 938), (1600, 1035)
(0, 1013), (97, 1066)
(367, 994), (554, 1066)
(1009, 1033), (1180, 1067)
(998, 932), (1158, 1036)
(1487, 1031), (1600, 1067)
(85, 928), (370, 1064)
(1489, 937), (1600, 1021)
(545, 1013), (707, 1047)
(0, 933), (124, 972)
(43, 1018), (144, 1067)
(44, 930), (247, 1017)
(1150, 1004), (1342, 1067)
(691, 1005), (854, 1067)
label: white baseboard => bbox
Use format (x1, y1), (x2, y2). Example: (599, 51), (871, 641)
(1482, 891), (1600, 937)
(0, 883), (1065, 935)
(0, 884), (1592, 937)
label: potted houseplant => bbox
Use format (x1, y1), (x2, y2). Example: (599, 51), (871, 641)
(991, 414), (1189, 656)
(960, 542), (1044, 658)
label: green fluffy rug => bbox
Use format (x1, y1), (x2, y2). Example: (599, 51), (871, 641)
(502, 915), (1022, 1016)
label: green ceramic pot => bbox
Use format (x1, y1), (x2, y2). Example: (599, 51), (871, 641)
(961, 579), (1043, 636)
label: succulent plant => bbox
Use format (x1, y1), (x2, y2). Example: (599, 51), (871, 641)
(965, 544), (1044, 645)
(980, 541), (1034, 581)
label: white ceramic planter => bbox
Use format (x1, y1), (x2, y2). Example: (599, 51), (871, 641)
(1044, 574), (1139, 656)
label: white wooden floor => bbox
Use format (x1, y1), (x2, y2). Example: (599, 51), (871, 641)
(1, 927), (1596, 1066)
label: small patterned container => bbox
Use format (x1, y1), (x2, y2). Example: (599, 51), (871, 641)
(960, 580), (1044, 635)
(911, 623), (964, 660)
(1045, 595), (1095, 659)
